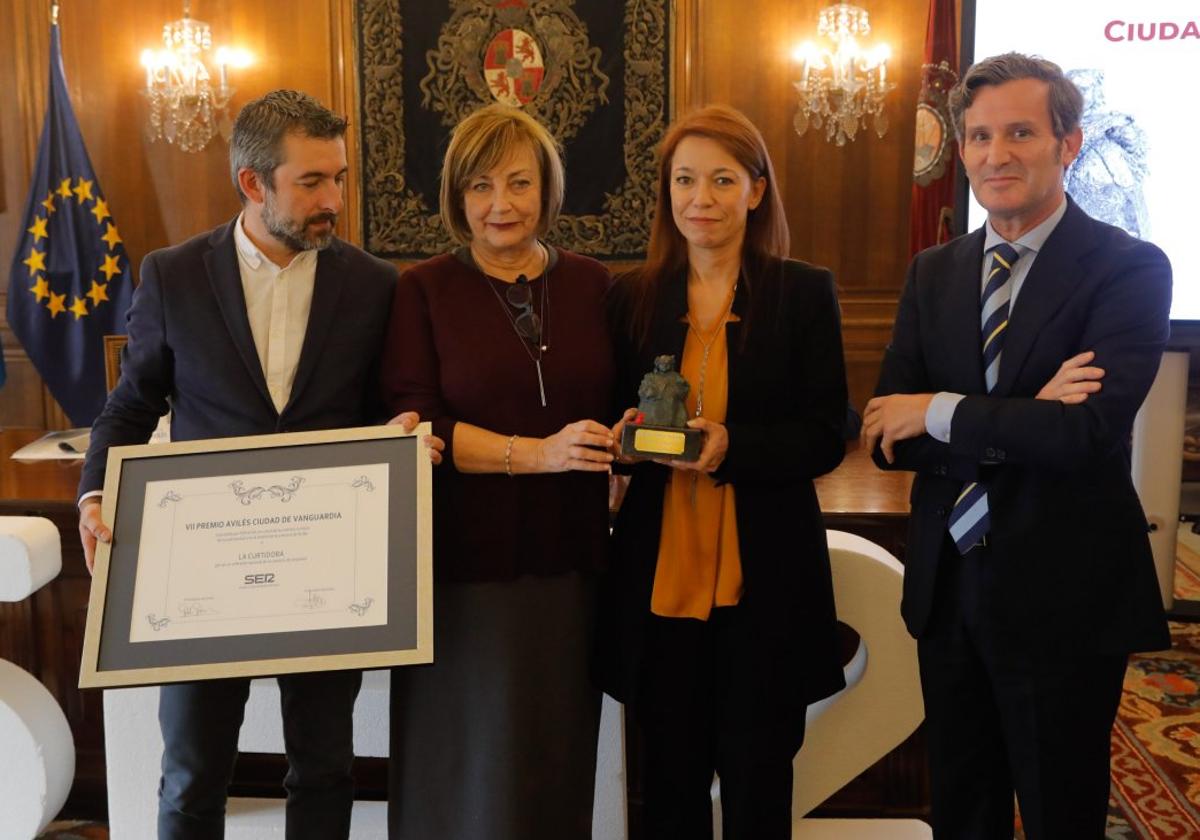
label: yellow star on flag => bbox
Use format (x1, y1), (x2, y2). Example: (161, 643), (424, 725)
(27, 216), (49, 242)
(101, 222), (122, 251)
(41, 192), (57, 214)
(69, 296), (89, 320)
(73, 178), (94, 205)
(57, 178), (73, 199)
(29, 276), (51, 303)
(86, 280), (109, 307)
(47, 291), (66, 318)
(90, 198), (110, 224)
(23, 246), (47, 276)
(99, 254), (121, 281)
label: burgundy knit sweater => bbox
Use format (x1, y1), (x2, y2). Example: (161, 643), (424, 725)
(381, 248), (614, 582)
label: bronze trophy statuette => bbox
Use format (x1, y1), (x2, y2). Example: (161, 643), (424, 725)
(620, 354), (702, 461)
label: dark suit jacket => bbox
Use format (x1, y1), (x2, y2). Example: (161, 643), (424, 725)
(597, 258), (848, 710)
(873, 197), (1171, 656)
(80, 218), (398, 496)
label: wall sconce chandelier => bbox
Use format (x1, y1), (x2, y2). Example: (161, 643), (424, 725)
(138, 1), (251, 153)
(792, 3), (894, 146)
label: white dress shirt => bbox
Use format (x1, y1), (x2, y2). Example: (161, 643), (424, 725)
(924, 197), (1069, 442)
(233, 213), (318, 414)
(80, 217), (317, 507)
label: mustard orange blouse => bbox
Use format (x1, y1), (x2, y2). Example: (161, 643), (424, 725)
(650, 317), (743, 620)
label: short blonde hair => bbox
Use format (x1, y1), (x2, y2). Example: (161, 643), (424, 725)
(439, 104), (565, 245)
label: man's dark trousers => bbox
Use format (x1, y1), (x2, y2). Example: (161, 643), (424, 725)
(157, 670), (362, 840)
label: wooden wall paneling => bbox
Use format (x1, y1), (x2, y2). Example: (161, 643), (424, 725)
(0, 0), (344, 430)
(0, 106), (5, 215)
(0, 0), (50, 427)
(2, 0), (925, 426)
(843, 293), (900, 413)
(58, 0), (171, 273)
(39, 547), (108, 814)
(670, 0), (702, 117)
(758, 0), (927, 294)
(90, 0), (342, 256)
(0, 598), (36, 671)
(206, 0), (357, 250)
(680, 0), (925, 412)
(333, 0), (363, 249)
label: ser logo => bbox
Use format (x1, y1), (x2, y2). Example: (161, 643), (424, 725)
(244, 573), (277, 585)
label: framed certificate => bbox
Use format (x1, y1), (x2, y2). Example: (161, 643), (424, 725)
(79, 424), (433, 688)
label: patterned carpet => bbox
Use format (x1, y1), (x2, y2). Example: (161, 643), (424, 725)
(1104, 543), (1200, 838)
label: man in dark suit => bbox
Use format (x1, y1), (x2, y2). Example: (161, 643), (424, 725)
(77, 90), (436, 839)
(864, 53), (1171, 839)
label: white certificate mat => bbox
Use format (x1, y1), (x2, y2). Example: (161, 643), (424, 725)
(130, 463), (389, 643)
(79, 425), (432, 689)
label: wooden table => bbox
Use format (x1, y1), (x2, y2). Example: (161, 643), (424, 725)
(0, 430), (926, 822)
(0, 428), (85, 500)
(817, 440), (913, 515)
(815, 441), (913, 570)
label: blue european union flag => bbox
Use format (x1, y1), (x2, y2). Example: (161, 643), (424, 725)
(6, 21), (133, 426)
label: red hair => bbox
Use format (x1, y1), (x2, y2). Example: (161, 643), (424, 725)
(629, 105), (789, 345)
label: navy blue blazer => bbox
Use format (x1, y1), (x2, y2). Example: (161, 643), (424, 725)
(873, 197), (1172, 656)
(598, 258), (849, 710)
(80, 218), (398, 496)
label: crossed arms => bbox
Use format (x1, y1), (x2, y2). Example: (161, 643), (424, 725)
(863, 244), (1171, 477)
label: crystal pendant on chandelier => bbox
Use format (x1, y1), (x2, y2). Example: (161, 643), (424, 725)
(792, 3), (894, 145)
(139, 1), (248, 153)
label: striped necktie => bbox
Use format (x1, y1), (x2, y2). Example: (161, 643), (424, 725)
(947, 242), (1021, 554)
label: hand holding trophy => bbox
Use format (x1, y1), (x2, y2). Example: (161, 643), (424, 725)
(619, 354), (702, 461)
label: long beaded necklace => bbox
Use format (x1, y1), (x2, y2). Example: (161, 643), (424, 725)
(683, 281), (736, 503)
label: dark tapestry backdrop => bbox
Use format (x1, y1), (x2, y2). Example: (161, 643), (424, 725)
(357, 0), (670, 260)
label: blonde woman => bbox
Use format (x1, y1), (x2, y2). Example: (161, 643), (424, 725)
(380, 104), (612, 839)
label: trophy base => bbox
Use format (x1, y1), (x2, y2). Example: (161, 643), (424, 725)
(621, 423), (702, 462)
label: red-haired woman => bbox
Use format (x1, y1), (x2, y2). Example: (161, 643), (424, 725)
(599, 105), (848, 837)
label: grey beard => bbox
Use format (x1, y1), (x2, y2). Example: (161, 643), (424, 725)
(262, 200), (336, 252)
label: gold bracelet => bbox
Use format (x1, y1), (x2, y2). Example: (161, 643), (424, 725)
(504, 434), (518, 477)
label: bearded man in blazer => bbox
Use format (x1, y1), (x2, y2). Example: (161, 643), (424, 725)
(76, 91), (430, 840)
(864, 53), (1171, 839)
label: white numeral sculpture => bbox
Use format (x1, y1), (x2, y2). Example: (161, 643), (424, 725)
(0, 517), (74, 840)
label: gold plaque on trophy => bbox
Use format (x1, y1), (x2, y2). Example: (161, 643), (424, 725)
(619, 355), (702, 462)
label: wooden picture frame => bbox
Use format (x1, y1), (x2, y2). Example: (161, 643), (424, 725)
(79, 424), (433, 688)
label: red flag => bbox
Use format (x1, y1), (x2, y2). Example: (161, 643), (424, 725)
(908, 0), (958, 256)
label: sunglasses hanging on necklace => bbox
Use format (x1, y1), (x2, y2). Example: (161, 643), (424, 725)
(478, 242), (551, 406)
